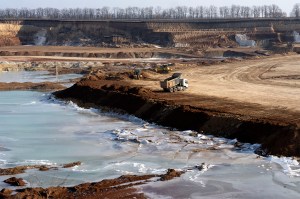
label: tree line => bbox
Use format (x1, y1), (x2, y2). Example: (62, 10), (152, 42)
(1, 4), (300, 20)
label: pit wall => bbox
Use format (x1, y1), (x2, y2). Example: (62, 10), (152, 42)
(1, 18), (300, 47)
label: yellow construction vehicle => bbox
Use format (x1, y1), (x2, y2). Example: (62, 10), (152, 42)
(153, 64), (173, 73)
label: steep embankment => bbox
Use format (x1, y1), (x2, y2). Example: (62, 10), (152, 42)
(1, 18), (300, 48)
(54, 80), (300, 157)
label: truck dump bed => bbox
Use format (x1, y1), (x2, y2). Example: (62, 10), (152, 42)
(160, 73), (182, 89)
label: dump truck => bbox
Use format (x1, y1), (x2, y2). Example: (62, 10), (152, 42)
(160, 73), (188, 92)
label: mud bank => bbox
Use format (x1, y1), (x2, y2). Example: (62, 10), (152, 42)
(54, 80), (300, 157)
(0, 162), (82, 176)
(0, 169), (183, 199)
(0, 82), (65, 91)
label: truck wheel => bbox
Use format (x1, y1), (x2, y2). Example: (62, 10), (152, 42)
(169, 88), (174, 92)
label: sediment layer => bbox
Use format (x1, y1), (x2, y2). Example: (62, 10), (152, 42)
(1, 18), (300, 48)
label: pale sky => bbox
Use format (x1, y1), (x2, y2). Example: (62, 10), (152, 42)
(0, 0), (298, 14)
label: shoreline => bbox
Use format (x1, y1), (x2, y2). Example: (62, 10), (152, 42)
(0, 169), (184, 199)
(54, 79), (300, 157)
(0, 52), (299, 198)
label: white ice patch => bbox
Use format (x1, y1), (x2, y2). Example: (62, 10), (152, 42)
(107, 161), (166, 175)
(34, 29), (47, 46)
(293, 31), (300, 43)
(0, 158), (7, 165)
(142, 192), (173, 199)
(23, 101), (37, 105)
(71, 166), (103, 173)
(267, 156), (300, 177)
(22, 159), (57, 166)
(235, 34), (256, 47)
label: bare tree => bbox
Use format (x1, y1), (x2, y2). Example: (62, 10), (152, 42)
(291, 4), (300, 17)
(253, 6), (261, 18)
(0, 4), (291, 20)
(219, 6), (230, 18)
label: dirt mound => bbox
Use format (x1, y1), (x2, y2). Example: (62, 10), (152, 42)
(85, 70), (133, 81)
(4, 177), (26, 186)
(62, 161), (81, 168)
(160, 169), (184, 181)
(101, 84), (153, 96)
(83, 69), (157, 83)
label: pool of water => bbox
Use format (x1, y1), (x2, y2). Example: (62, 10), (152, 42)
(0, 71), (82, 83)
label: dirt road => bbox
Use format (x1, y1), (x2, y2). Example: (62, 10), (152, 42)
(183, 55), (300, 111)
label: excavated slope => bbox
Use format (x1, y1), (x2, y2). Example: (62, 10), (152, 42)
(54, 80), (300, 157)
(1, 18), (300, 47)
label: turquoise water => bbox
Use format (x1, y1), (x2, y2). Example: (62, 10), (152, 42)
(0, 91), (143, 187)
(0, 72), (299, 198)
(0, 71), (81, 83)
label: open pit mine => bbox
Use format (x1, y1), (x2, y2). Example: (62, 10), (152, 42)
(0, 18), (300, 199)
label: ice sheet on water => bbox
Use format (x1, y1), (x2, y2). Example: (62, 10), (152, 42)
(105, 161), (166, 175)
(0, 158), (7, 165)
(71, 166), (103, 173)
(10, 160), (57, 166)
(24, 160), (57, 166)
(267, 156), (300, 177)
(40, 96), (300, 178)
(22, 101), (37, 105)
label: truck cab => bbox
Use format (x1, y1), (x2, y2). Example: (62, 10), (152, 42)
(180, 79), (189, 88)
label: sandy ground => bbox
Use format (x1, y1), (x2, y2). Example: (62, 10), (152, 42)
(175, 55), (300, 111)
(129, 54), (300, 125)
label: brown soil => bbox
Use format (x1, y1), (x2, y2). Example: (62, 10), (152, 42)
(62, 161), (81, 168)
(54, 54), (300, 157)
(0, 162), (81, 176)
(0, 166), (29, 176)
(4, 177), (26, 186)
(0, 82), (65, 91)
(0, 169), (184, 199)
(47, 68), (88, 75)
